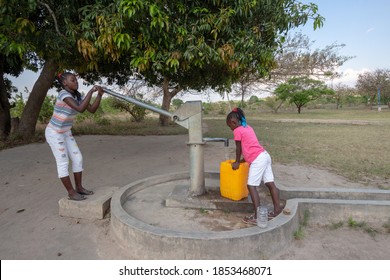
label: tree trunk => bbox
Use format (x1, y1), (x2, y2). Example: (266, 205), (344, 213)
(17, 59), (58, 140)
(159, 77), (181, 126)
(240, 87), (245, 108)
(274, 100), (284, 113)
(0, 58), (11, 140)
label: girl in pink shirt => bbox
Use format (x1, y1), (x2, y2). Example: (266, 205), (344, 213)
(226, 108), (282, 225)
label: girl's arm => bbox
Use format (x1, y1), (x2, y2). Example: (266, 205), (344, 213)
(63, 86), (98, 113)
(86, 86), (104, 113)
(232, 140), (242, 170)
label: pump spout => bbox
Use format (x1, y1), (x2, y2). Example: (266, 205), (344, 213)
(203, 137), (229, 147)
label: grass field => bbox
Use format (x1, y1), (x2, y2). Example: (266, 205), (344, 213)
(203, 107), (390, 187)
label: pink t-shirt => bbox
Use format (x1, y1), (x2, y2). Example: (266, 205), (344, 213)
(233, 125), (265, 164)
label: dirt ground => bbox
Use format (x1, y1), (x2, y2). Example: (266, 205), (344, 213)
(0, 134), (389, 260)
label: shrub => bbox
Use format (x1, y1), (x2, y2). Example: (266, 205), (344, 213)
(38, 96), (56, 123)
(10, 93), (25, 118)
(108, 95), (147, 122)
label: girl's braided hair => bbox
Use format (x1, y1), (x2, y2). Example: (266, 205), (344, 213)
(57, 72), (82, 102)
(226, 107), (247, 127)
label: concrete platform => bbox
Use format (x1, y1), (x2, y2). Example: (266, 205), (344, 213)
(165, 184), (253, 212)
(59, 186), (118, 220)
(109, 171), (390, 259)
(165, 172), (254, 212)
(165, 172), (284, 212)
(281, 187), (390, 201)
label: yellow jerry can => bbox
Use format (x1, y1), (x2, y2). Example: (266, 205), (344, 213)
(220, 160), (249, 201)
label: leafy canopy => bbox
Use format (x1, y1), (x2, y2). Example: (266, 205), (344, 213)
(77, 0), (324, 92)
(274, 76), (334, 113)
(356, 69), (390, 104)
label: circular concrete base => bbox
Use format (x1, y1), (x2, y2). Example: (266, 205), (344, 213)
(110, 172), (298, 259)
(110, 172), (390, 259)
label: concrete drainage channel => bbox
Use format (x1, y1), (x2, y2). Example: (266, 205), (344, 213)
(110, 171), (390, 260)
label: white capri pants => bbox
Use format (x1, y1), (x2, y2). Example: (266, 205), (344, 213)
(247, 151), (274, 186)
(45, 126), (83, 178)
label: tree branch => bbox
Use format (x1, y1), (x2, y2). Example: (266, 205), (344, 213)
(37, 1), (66, 39)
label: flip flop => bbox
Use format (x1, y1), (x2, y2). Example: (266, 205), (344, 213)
(77, 188), (94, 195)
(68, 193), (86, 201)
(242, 214), (257, 225)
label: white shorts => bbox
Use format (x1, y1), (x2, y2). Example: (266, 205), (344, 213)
(247, 151), (274, 186)
(45, 126), (83, 178)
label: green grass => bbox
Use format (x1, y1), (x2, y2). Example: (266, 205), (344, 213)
(293, 226), (305, 240)
(293, 209), (310, 240)
(203, 113), (390, 185)
(347, 217), (380, 238)
(348, 217), (366, 228)
(207, 106), (390, 123)
(327, 219), (383, 238)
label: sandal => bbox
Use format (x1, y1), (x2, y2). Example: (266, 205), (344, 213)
(68, 193), (86, 201)
(242, 214), (257, 225)
(76, 188), (94, 195)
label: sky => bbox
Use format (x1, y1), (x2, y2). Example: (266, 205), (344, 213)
(7, 0), (390, 101)
(297, 0), (390, 85)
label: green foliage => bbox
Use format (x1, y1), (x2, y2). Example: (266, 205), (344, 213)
(356, 69), (390, 105)
(274, 76), (334, 113)
(348, 217), (366, 228)
(202, 102), (213, 115)
(38, 96), (55, 124)
(293, 226), (305, 240)
(263, 96), (285, 113)
(77, 0), (325, 93)
(100, 97), (121, 114)
(0, 0), (36, 62)
(248, 95), (260, 105)
(294, 209), (310, 240)
(201, 101), (233, 116)
(76, 98), (106, 124)
(108, 95), (147, 122)
(218, 106), (226, 115)
(10, 93), (55, 124)
(10, 93), (25, 118)
(172, 98), (184, 109)
(348, 217), (380, 237)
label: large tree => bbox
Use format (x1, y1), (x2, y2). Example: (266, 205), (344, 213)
(0, 55), (23, 140)
(332, 83), (357, 109)
(232, 32), (353, 104)
(77, 0), (325, 125)
(16, 0), (100, 140)
(356, 69), (390, 106)
(1, 0), (112, 140)
(272, 32), (353, 81)
(0, 0), (38, 139)
(274, 76), (334, 113)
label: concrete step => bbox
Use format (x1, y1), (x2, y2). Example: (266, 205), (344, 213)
(58, 186), (118, 220)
